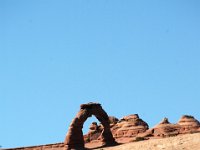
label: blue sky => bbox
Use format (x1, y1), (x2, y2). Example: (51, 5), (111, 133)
(0, 0), (200, 148)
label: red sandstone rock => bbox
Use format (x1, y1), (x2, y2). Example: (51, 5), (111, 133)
(89, 122), (98, 131)
(84, 114), (149, 143)
(177, 115), (200, 134)
(84, 122), (103, 143)
(112, 114), (149, 139)
(141, 115), (200, 138)
(64, 103), (200, 149)
(64, 102), (116, 150)
(109, 116), (119, 125)
(152, 118), (180, 137)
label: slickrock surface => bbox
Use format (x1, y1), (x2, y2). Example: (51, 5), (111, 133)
(7, 133), (200, 150)
(94, 132), (200, 150)
(4, 143), (64, 150)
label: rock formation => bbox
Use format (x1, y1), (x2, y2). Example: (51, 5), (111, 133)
(84, 114), (149, 143)
(84, 122), (102, 143)
(83, 114), (200, 144)
(84, 116), (119, 143)
(137, 115), (200, 139)
(64, 102), (116, 150)
(5, 107), (200, 150)
(178, 115), (200, 134)
(112, 114), (149, 139)
(152, 118), (180, 137)
(64, 102), (200, 149)
(109, 116), (119, 125)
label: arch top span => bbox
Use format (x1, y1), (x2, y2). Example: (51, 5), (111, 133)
(64, 102), (116, 150)
(80, 102), (101, 109)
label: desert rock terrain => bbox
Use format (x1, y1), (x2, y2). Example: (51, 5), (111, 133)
(94, 132), (200, 150)
(6, 133), (200, 150)
(5, 103), (200, 150)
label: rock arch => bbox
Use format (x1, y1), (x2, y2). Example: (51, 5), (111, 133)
(64, 103), (116, 150)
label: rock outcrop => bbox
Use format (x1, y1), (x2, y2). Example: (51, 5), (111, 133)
(109, 116), (119, 125)
(112, 114), (149, 139)
(137, 115), (200, 139)
(83, 114), (200, 144)
(64, 102), (116, 150)
(84, 114), (149, 143)
(64, 102), (200, 148)
(5, 105), (200, 150)
(84, 122), (102, 143)
(152, 118), (180, 137)
(178, 115), (200, 134)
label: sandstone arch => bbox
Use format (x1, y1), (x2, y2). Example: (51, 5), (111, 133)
(64, 103), (116, 150)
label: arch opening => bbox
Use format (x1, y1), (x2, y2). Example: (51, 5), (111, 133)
(83, 117), (99, 135)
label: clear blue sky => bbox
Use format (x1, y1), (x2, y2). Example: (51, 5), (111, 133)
(0, 0), (200, 148)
